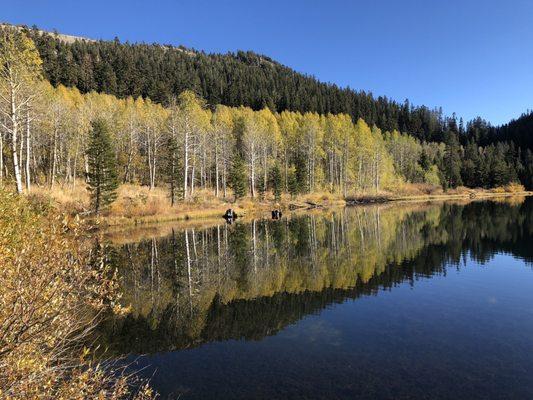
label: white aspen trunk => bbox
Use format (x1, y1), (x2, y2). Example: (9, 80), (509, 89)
(373, 154), (378, 192)
(66, 156), (71, 184)
(200, 150), (204, 189)
(358, 157), (363, 191)
(25, 112), (31, 191)
(215, 136), (220, 197)
(147, 130), (154, 190)
(222, 157), (227, 198)
(284, 150), (288, 192)
(185, 229), (193, 313)
(222, 138), (228, 198)
(72, 140), (79, 189)
(250, 143), (256, 198)
(250, 156), (255, 198)
(19, 127), (24, 184)
(201, 145), (207, 189)
(183, 128), (189, 199)
(151, 142), (157, 189)
(191, 161), (195, 196)
(50, 128), (58, 189)
(10, 87), (23, 194)
(328, 151), (333, 192)
(376, 154), (381, 192)
(343, 157), (347, 198)
(263, 149), (267, 194)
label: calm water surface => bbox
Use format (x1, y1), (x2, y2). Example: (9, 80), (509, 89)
(100, 198), (533, 399)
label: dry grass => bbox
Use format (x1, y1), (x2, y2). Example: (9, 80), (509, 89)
(500, 183), (525, 193)
(30, 182), (90, 213)
(24, 182), (532, 227)
(393, 182), (443, 196)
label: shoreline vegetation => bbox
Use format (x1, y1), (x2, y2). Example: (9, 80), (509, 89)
(26, 181), (532, 228)
(0, 190), (154, 399)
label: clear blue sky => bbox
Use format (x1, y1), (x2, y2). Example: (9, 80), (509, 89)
(3, 0), (533, 125)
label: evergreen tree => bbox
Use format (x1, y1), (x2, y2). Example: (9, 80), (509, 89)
(87, 119), (119, 214)
(165, 135), (180, 206)
(294, 154), (308, 193)
(522, 150), (533, 190)
(443, 131), (463, 189)
(419, 149), (431, 171)
(461, 141), (480, 187)
(229, 155), (247, 201)
(269, 163), (282, 201)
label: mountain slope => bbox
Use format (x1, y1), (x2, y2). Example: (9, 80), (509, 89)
(497, 111), (533, 149)
(14, 24), (446, 142)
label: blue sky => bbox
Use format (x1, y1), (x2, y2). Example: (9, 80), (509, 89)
(3, 0), (533, 125)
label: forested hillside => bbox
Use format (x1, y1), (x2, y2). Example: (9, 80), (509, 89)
(497, 111), (533, 149)
(24, 26), (449, 142)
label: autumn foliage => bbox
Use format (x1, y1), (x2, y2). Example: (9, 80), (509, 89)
(0, 190), (154, 399)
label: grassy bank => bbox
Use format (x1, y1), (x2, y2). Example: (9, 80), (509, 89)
(29, 183), (346, 227)
(348, 184), (533, 204)
(26, 182), (532, 228)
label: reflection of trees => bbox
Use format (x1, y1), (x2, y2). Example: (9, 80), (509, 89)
(99, 199), (533, 355)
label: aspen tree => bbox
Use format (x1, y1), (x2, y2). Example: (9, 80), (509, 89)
(175, 91), (210, 199)
(212, 105), (235, 198)
(0, 29), (42, 193)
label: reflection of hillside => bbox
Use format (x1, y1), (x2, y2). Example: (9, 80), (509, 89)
(99, 198), (532, 355)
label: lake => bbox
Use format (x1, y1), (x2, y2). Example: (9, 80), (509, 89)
(99, 197), (533, 399)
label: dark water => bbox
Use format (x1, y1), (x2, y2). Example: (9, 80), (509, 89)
(100, 198), (533, 399)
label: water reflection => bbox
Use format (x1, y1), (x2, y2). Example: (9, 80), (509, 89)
(99, 198), (533, 356)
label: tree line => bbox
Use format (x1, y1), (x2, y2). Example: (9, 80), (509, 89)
(0, 28), (531, 214)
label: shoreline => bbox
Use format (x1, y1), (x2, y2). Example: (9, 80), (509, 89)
(95, 190), (533, 231)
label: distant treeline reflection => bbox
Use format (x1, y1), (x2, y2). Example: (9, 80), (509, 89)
(99, 198), (533, 354)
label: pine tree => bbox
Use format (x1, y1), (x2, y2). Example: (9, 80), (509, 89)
(87, 119), (119, 214)
(461, 141), (480, 187)
(269, 163), (282, 201)
(165, 135), (180, 206)
(294, 154), (308, 193)
(522, 150), (533, 190)
(443, 131), (463, 189)
(229, 155), (247, 201)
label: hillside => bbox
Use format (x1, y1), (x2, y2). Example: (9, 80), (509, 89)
(10, 24), (448, 142)
(497, 111), (533, 149)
